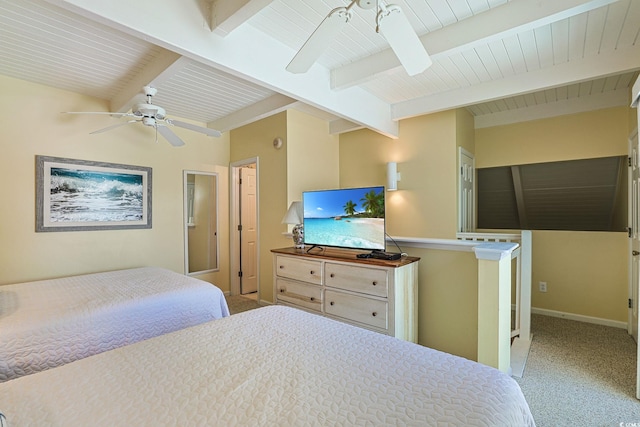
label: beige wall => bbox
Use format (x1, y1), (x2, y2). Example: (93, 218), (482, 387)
(286, 109), (340, 201)
(0, 75), (231, 291)
(340, 111), (459, 239)
(230, 112), (290, 303)
(475, 107), (629, 168)
(476, 107), (631, 323)
(531, 230), (627, 320)
(340, 110), (479, 355)
(412, 247), (479, 360)
(456, 108), (476, 155)
(229, 110), (341, 302)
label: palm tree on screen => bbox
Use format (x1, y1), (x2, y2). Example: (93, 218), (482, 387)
(343, 200), (357, 216)
(360, 190), (384, 218)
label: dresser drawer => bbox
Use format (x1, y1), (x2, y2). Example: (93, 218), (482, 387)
(325, 262), (388, 298)
(275, 256), (322, 285)
(276, 278), (322, 312)
(324, 289), (387, 330)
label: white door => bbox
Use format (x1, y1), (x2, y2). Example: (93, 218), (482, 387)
(458, 148), (475, 233)
(240, 166), (258, 294)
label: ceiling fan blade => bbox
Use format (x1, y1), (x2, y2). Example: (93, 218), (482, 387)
(377, 4), (432, 76)
(286, 7), (352, 74)
(64, 111), (132, 117)
(166, 119), (222, 137)
(157, 125), (186, 147)
(89, 120), (138, 134)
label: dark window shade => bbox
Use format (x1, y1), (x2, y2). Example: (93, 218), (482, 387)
(477, 167), (521, 229)
(477, 156), (627, 232)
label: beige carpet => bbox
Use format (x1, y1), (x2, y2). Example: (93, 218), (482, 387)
(515, 314), (640, 426)
(226, 295), (262, 315)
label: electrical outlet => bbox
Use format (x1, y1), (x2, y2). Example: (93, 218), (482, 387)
(539, 281), (547, 293)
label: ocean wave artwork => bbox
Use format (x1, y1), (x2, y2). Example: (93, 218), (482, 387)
(48, 167), (144, 223)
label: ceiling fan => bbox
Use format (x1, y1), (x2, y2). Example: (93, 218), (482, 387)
(64, 86), (222, 147)
(286, 0), (432, 76)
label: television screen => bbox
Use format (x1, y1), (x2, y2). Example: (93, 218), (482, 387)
(303, 186), (385, 251)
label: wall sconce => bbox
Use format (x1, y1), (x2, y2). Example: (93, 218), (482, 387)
(281, 201), (304, 248)
(387, 162), (401, 191)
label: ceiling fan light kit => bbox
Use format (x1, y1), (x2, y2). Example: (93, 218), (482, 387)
(287, 0), (431, 76)
(63, 85), (221, 147)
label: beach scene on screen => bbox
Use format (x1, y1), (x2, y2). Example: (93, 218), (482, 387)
(303, 187), (385, 250)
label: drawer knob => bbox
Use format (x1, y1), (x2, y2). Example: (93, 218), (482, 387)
(372, 281), (377, 286)
(330, 301), (335, 306)
(310, 270), (315, 275)
(280, 288), (285, 293)
(330, 273), (335, 278)
(372, 312), (377, 317)
(279, 265), (284, 269)
(310, 297), (315, 301)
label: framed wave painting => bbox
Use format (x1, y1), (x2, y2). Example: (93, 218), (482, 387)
(36, 156), (152, 232)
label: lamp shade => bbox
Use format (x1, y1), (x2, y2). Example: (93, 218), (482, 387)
(281, 201), (303, 224)
(387, 162), (398, 191)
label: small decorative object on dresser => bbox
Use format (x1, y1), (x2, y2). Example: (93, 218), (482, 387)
(272, 246), (419, 342)
(281, 201), (304, 248)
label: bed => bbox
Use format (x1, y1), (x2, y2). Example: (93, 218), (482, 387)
(0, 305), (535, 426)
(0, 267), (229, 382)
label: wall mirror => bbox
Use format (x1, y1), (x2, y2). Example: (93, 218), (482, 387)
(184, 170), (219, 275)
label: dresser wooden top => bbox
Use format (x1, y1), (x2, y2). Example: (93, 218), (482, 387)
(271, 247), (420, 268)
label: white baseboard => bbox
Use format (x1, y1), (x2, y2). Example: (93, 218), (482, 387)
(530, 307), (627, 329)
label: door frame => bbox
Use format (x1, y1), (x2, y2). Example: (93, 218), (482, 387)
(629, 127), (639, 340)
(230, 157), (259, 297)
(458, 147), (475, 233)
(632, 73), (640, 400)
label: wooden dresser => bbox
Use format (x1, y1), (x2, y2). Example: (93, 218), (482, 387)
(271, 247), (420, 342)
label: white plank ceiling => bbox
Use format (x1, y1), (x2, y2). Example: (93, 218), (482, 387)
(0, 0), (638, 138)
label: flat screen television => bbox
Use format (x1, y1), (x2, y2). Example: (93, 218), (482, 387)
(302, 186), (385, 251)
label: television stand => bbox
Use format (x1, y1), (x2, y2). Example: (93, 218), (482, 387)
(271, 247), (420, 342)
(305, 245), (325, 253)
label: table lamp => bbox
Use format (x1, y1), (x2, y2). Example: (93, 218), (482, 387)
(281, 201), (304, 248)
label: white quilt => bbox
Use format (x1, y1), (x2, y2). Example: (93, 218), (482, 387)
(0, 267), (229, 382)
(0, 306), (535, 426)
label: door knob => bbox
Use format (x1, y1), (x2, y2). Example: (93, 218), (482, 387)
(633, 250), (640, 256)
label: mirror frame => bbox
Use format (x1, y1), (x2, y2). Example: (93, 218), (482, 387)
(183, 170), (219, 276)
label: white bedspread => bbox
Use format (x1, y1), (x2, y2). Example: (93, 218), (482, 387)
(0, 306), (535, 426)
(0, 267), (229, 382)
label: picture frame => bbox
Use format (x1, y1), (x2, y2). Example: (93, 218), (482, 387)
(36, 155), (152, 232)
